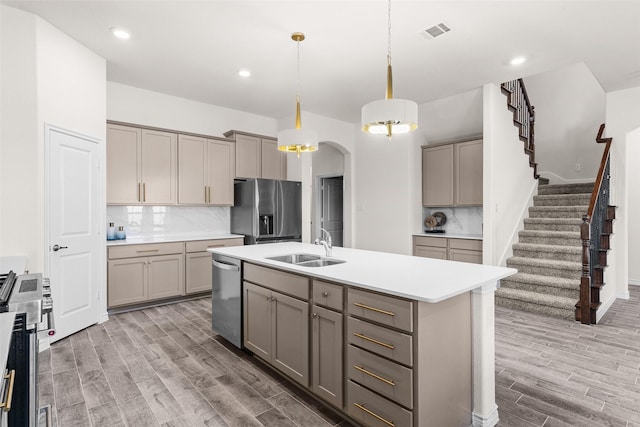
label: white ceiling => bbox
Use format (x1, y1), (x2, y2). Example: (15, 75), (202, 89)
(3, 1), (640, 124)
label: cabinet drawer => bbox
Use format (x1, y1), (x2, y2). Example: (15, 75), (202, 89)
(348, 288), (413, 332)
(244, 263), (309, 300)
(348, 345), (413, 409)
(413, 235), (447, 248)
(347, 317), (413, 367)
(108, 242), (184, 259)
(312, 280), (343, 311)
(185, 238), (243, 253)
(347, 380), (413, 427)
(448, 238), (482, 251)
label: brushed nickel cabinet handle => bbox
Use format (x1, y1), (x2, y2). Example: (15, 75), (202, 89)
(136, 249), (159, 253)
(353, 302), (395, 317)
(1, 370), (16, 412)
(353, 402), (394, 427)
(138, 182), (141, 202)
(205, 186), (208, 203)
(143, 183), (146, 202)
(353, 332), (395, 350)
(322, 291), (329, 297)
(208, 186), (211, 203)
(353, 365), (395, 386)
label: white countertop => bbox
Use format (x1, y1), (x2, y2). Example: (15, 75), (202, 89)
(414, 232), (483, 240)
(0, 256), (28, 274)
(0, 312), (16, 374)
(209, 242), (515, 303)
(106, 232), (244, 246)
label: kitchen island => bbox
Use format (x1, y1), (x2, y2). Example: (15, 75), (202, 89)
(208, 242), (515, 427)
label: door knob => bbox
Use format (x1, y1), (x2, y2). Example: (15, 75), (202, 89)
(52, 244), (68, 252)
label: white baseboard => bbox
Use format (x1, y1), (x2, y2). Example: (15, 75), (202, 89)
(596, 293), (618, 323)
(497, 180), (538, 267)
(100, 311), (109, 324)
(537, 170), (596, 185)
(629, 279), (640, 286)
(473, 406), (499, 427)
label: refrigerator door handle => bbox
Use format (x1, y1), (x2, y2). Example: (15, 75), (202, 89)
(212, 260), (240, 272)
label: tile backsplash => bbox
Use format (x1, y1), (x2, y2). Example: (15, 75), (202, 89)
(422, 206), (483, 235)
(107, 206), (229, 237)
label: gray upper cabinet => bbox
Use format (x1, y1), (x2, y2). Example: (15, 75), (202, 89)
(422, 139), (483, 207)
(107, 124), (177, 205)
(225, 131), (286, 180)
(455, 139), (483, 206)
(178, 135), (235, 205)
(422, 144), (454, 207)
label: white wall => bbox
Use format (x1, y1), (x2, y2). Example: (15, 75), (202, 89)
(107, 82), (278, 138)
(0, 6), (106, 326)
(418, 88), (483, 143)
(0, 6), (106, 275)
(353, 130), (419, 255)
(0, 6), (38, 267)
(483, 83), (538, 266)
(524, 62), (605, 183)
(602, 86), (640, 315)
(628, 126), (640, 286)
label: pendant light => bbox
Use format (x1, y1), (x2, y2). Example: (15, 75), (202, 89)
(278, 32), (318, 157)
(361, 0), (418, 140)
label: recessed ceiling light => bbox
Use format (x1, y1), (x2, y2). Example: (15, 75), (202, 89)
(238, 69), (251, 78)
(110, 27), (130, 40)
(510, 56), (526, 66)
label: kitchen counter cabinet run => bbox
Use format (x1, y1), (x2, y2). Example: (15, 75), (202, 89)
(209, 242), (514, 427)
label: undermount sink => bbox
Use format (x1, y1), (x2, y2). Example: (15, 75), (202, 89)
(267, 253), (321, 264)
(266, 253), (345, 267)
(295, 258), (346, 267)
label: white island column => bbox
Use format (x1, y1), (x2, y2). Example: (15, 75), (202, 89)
(472, 281), (500, 427)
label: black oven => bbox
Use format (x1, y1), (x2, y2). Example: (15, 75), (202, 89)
(0, 271), (53, 427)
(6, 313), (36, 427)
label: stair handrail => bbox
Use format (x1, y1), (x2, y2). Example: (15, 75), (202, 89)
(500, 79), (540, 179)
(578, 124), (613, 324)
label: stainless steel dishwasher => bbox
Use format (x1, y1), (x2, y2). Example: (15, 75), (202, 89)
(211, 254), (242, 349)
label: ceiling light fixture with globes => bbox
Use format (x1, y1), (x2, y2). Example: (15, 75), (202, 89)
(277, 32), (318, 158)
(361, 0), (418, 140)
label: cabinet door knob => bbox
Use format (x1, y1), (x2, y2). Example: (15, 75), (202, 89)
(312, 313), (317, 318)
(322, 292), (329, 297)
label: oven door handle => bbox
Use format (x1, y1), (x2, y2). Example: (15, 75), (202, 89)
(0, 369), (15, 412)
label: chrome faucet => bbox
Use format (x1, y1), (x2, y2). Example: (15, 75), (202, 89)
(314, 228), (333, 257)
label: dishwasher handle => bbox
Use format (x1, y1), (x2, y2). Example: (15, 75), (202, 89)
(212, 259), (240, 272)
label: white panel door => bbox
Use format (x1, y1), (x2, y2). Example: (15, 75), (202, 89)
(48, 127), (101, 341)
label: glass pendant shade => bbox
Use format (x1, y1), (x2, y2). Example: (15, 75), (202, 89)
(278, 32), (318, 156)
(361, 0), (419, 140)
(361, 98), (418, 136)
(277, 128), (318, 154)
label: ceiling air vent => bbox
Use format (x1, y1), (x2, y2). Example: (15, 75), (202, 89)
(421, 23), (451, 40)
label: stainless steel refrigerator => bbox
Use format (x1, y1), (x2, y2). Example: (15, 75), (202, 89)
(231, 179), (302, 245)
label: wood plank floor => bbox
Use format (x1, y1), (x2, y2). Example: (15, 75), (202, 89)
(37, 286), (640, 426)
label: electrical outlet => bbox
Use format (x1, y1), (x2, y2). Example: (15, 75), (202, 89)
(575, 163), (581, 172)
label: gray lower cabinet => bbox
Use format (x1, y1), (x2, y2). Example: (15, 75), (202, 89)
(107, 242), (185, 308)
(413, 235), (482, 264)
(185, 238), (244, 294)
(243, 265), (310, 387)
(241, 264), (472, 427)
(311, 304), (343, 408)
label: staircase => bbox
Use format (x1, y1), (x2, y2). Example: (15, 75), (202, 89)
(496, 181), (594, 320)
